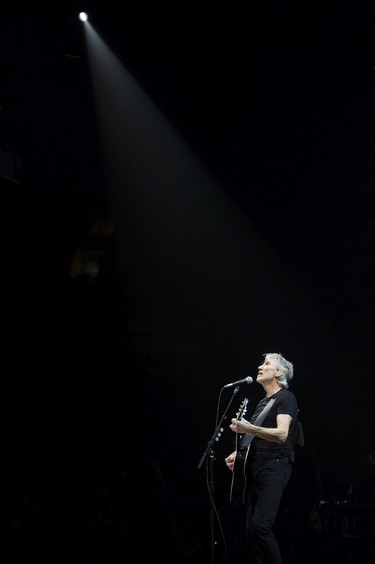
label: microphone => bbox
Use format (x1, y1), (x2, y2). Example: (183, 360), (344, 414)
(223, 376), (253, 388)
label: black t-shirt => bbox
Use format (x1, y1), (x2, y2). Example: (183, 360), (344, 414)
(248, 388), (298, 460)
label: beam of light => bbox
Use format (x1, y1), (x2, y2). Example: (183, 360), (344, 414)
(79, 21), (347, 388)
(80, 21), (273, 330)
(78, 20), (364, 480)
(78, 12), (88, 22)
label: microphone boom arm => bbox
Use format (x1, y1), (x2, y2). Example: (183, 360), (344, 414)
(197, 386), (240, 469)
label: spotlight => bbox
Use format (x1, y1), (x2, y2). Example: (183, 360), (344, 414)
(78, 12), (88, 21)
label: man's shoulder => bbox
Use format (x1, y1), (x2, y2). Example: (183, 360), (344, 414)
(276, 388), (298, 408)
(279, 388), (296, 398)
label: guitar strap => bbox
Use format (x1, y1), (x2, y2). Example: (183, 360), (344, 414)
(240, 398), (276, 448)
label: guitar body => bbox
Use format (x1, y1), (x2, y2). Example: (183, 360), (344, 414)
(230, 438), (254, 504)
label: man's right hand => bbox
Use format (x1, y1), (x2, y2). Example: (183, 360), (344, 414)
(225, 451), (237, 471)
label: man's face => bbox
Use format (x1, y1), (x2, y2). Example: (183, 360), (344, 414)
(257, 356), (279, 384)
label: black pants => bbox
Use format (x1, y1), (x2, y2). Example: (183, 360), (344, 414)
(245, 456), (292, 564)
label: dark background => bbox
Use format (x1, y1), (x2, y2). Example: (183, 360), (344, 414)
(3, 1), (374, 562)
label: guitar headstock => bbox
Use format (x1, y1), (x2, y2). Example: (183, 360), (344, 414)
(236, 398), (249, 420)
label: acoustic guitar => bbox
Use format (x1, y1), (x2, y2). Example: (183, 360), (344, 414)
(229, 398), (253, 504)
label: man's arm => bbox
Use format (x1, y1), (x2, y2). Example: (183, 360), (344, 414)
(230, 413), (292, 444)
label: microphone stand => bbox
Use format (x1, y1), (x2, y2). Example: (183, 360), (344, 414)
(198, 385), (240, 564)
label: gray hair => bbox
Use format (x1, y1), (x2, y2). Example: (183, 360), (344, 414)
(263, 352), (294, 389)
